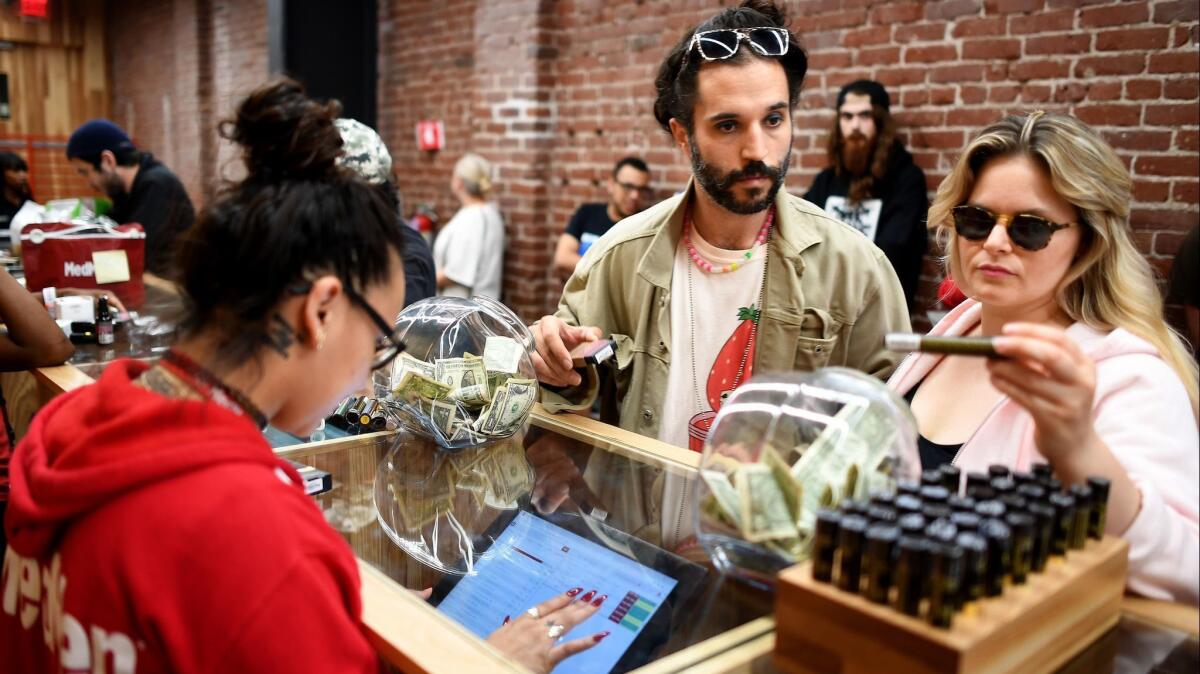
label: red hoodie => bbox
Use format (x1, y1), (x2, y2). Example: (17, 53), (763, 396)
(1, 360), (379, 673)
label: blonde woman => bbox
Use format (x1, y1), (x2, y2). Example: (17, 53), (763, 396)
(889, 112), (1199, 603)
(433, 153), (506, 299)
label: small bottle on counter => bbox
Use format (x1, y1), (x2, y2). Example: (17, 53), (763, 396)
(1004, 512), (1035, 584)
(836, 515), (869, 593)
(1048, 492), (1077, 557)
(1086, 476), (1111, 539)
(96, 295), (114, 346)
(928, 543), (964, 628)
(956, 531), (988, 604)
(893, 536), (928, 616)
(1026, 502), (1056, 573)
(863, 524), (900, 603)
(1068, 484), (1093, 550)
(980, 518), (1012, 597)
(812, 508), (841, 583)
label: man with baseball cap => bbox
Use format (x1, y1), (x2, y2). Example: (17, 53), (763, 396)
(334, 117), (436, 307)
(804, 80), (928, 309)
(66, 119), (195, 276)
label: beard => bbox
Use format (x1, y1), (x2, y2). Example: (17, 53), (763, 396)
(689, 135), (790, 216)
(100, 170), (125, 201)
(840, 131), (874, 177)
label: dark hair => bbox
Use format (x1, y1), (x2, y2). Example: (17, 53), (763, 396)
(73, 147), (141, 169)
(612, 156), (649, 178)
(827, 103), (898, 203)
(175, 78), (405, 367)
(653, 0), (807, 134)
(0, 152), (28, 173)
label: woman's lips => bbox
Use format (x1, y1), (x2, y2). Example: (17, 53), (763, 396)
(978, 264), (1014, 278)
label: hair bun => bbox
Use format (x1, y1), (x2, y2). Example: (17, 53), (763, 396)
(739, 0), (789, 26)
(222, 78), (344, 182)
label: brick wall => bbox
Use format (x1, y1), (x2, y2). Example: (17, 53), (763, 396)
(379, 0), (1199, 326)
(106, 0), (267, 207)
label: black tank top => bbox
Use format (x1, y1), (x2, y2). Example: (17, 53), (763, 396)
(903, 383), (962, 470)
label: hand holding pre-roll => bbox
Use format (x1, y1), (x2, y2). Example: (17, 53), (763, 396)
(530, 315), (603, 387)
(486, 587), (610, 674)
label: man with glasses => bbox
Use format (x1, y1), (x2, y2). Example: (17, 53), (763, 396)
(553, 156), (653, 282)
(805, 80), (929, 310)
(529, 0), (910, 546)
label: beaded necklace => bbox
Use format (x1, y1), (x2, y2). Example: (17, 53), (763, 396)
(160, 349), (269, 430)
(684, 205), (773, 273)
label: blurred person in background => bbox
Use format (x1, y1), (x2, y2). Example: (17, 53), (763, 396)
(0, 152), (32, 234)
(805, 80), (928, 310)
(553, 156), (653, 282)
(66, 119), (195, 277)
(433, 153), (506, 300)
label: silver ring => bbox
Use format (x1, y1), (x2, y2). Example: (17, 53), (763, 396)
(525, 607), (540, 619)
(547, 623), (565, 639)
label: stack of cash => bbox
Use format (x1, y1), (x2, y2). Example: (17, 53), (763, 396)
(389, 335), (537, 445)
(699, 396), (899, 562)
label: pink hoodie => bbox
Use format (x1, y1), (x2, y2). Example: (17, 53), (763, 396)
(889, 299), (1199, 604)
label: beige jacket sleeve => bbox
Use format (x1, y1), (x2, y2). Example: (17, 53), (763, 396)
(846, 250), (912, 380)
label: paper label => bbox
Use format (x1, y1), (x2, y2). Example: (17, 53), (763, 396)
(92, 250), (131, 284)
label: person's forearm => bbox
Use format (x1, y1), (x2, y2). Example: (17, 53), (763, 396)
(0, 271), (74, 368)
(1054, 431), (1141, 535)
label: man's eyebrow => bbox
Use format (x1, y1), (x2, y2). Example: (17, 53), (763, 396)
(706, 102), (788, 123)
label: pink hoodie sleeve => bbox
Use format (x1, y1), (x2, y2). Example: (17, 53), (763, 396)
(1091, 353), (1199, 604)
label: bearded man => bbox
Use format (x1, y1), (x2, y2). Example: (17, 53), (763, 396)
(805, 80), (929, 309)
(528, 1), (910, 547)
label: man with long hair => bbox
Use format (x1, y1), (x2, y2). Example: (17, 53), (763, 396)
(0, 152), (32, 233)
(805, 80), (928, 309)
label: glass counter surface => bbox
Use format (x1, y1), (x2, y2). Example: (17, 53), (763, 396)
(278, 410), (773, 673)
(68, 282), (179, 372)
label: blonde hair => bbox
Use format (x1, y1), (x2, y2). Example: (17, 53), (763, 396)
(930, 111), (1199, 417)
(453, 153), (493, 198)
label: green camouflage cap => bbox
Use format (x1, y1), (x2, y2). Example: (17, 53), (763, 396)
(335, 118), (392, 184)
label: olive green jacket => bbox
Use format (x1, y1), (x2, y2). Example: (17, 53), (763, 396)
(543, 182), (912, 437)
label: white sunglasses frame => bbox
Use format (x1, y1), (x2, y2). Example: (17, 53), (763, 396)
(688, 27), (790, 61)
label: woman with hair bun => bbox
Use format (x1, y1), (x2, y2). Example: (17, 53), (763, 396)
(890, 111), (1199, 603)
(1, 80), (601, 673)
(433, 152), (506, 299)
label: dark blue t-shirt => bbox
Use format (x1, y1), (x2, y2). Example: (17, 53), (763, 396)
(564, 203), (616, 256)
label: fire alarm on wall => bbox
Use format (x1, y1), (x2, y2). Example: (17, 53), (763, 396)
(415, 120), (444, 152)
(18, 0), (49, 20)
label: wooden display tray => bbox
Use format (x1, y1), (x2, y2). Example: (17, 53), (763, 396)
(774, 535), (1128, 674)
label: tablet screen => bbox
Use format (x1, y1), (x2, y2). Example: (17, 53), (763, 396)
(436, 511), (679, 673)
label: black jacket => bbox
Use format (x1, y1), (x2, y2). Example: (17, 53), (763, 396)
(804, 141), (928, 309)
(109, 153), (195, 276)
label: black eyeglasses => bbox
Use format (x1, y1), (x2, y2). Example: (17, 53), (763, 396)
(616, 181), (653, 196)
(289, 280), (406, 370)
(952, 204), (1073, 252)
(688, 27), (790, 61)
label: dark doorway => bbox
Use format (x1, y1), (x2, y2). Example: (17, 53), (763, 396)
(281, 0), (378, 128)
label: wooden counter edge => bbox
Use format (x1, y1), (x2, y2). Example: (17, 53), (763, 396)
(32, 363), (95, 395)
(357, 560), (528, 674)
(633, 617), (775, 674)
(1120, 596), (1200, 637)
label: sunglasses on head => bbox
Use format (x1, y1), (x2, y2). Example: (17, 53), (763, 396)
(688, 27), (789, 61)
(952, 204), (1073, 252)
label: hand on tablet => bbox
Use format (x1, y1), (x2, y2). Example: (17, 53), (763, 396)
(486, 587), (610, 673)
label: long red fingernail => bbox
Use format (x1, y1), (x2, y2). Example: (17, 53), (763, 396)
(565, 587), (583, 597)
(591, 594), (607, 607)
(503, 615), (511, 625)
(593, 631), (611, 643)
(580, 590), (596, 602)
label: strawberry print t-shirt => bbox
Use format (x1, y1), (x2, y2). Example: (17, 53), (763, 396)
(658, 224), (767, 549)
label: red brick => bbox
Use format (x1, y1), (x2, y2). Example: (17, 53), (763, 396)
(1173, 180), (1200, 203)
(1164, 78), (1200, 100)
(905, 44), (958, 63)
(1025, 34), (1091, 55)
(894, 110), (949, 127)
(874, 66), (929, 86)
(947, 107), (1003, 126)
(1145, 103), (1200, 126)
(857, 46), (903, 66)
(961, 84), (987, 104)
(1095, 27), (1171, 52)
(1125, 79), (1163, 100)
(1154, 0), (1199, 23)
(910, 129), (966, 149)
(1131, 180), (1171, 202)
(962, 38), (1021, 60)
(1074, 104), (1143, 127)
(811, 8), (868, 29)
(1074, 55), (1147, 77)
(989, 84), (1020, 102)
(925, 0), (983, 21)
(984, 0), (1042, 13)
(1020, 84), (1052, 103)
(844, 26), (892, 47)
(1008, 8), (1073, 33)
(1010, 59), (1070, 81)
(894, 23), (947, 43)
(1135, 155), (1199, 177)
(1085, 81), (1123, 100)
(1155, 231), (1188, 257)
(1103, 130), (1173, 151)
(871, 2), (925, 23)
(1130, 208), (1198, 232)
(930, 86), (957, 104)
(1177, 130), (1200, 152)
(1080, 3), (1150, 27)
(1149, 51), (1200, 74)
(951, 16), (1006, 37)
(809, 51), (853, 69)
(930, 63), (985, 82)
(902, 89), (930, 106)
